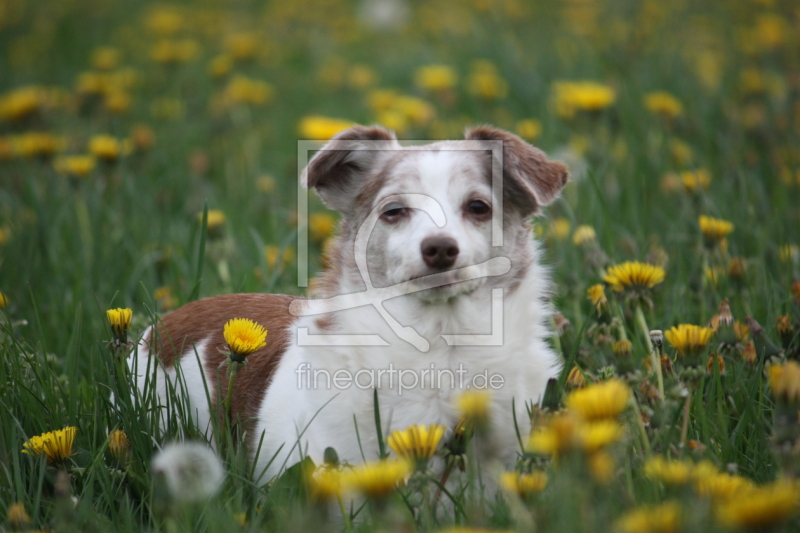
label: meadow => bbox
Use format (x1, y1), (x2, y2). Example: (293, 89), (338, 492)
(1, 0), (800, 531)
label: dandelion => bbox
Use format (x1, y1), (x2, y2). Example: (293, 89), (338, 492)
(150, 39), (199, 64)
(256, 175), (276, 194)
(680, 169), (711, 193)
(342, 459), (411, 499)
(550, 217), (571, 241)
(527, 413), (579, 457)
(614, 501), (681, 533)
(387, 424), (446, 466)
(565, 365), (587, 389)
(107, 308), (132, 344)
(579, 420), (624, 453)
(695, 471), (751, 502)
(553, 81), (616, 118)
(88, 135), (123, 162)
(499, 470), (548, 497)
(603, 261), (666, 293)
(151, 442), (224, 503)
(298, 116), (354, 140)
(699, 215), (734, 248)
(223, 75), (273, 106)
(665, 324), (715, 359)
(643, 456), (692, 486)
(53, 155), (96, 179)
(565, 379), (631, 421)
(91, 47), (121, 70)
(467, 60), (508, 100)
(223, 318), (268, 360)
(613, 339), (632, 358)
(706, 354), (725, 374)
(572, 225), (597, 247)
(108, 429), (130, 463)
(728, 256), (747, 283)
(7, 502), (31, 529)
(265, 245), (294, 270)
(208, 54), (233, 79)
(414, 64), (458, 92)
(200, 209), (226, 239)
(716, 480), (800, 529)
(515, 118), (542, 141)
(588, 450), (616, 484)
(309, 212), (337, 243)
(644, 91), (683, 119)
(22, 426), (78, 463)
(0, 292), (9, 308)
(455, 389), (492, 428)
(768, 361), (800, 404)
(587, 284), (609, 315)
(306, 465), (346, 501)
(224, 33), (259, 61)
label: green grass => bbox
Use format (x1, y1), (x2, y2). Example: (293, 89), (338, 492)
(1, 0), (800, 531)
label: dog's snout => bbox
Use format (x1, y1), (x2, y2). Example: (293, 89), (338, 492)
(421, 236), (459, 270)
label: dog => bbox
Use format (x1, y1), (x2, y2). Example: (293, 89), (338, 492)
(131, 125), (568, 482)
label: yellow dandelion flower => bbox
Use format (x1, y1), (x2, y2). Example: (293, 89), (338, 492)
(224, 33), (259, 61)
(54, 155), (96, 179)
(22, 426), (78, 463)
(223, 318), (268, 357)
(208, 54), (233, 79)
(145, 6), (183, 36)
(7, 502), (31, 529)
(716, 480), (800, 529)
(553, 81), (616, 119)
(414, 64), (458, 92)
(614, 501), (681, 533)
(527, 413), (579, 457)
(587, 284), (609, 313)
(107, 308), (132, 339)
(572, 225), (597, 246)
(699, 215), (734, 247)
(768, 361), (800, 404)
(306, 465), (346, 501)
(0, 292), (9, 308)
(108, 429), (130, 463)
(467, 60), (508, 100)
(309, 212), (337, 243)
(455, 389), (492, 424)
(613, 339), (632, 358)
(604, 261), (666, 293)
(565, 379), (631, 421)
(643, 456), (693, 486)
(0, 86), (45, 122)
(694, 472), (751, 502)
(664, 324), (715, 358)
(265, 245), (294, 269)
(680, 169), (711, 193)
(88, 135), (123, 162)
(515, 118), (542, 141)
(91, 47), (121, 70)
(579, 420), (624, 453)
(550, 217), (571, 241)
(644, 91), (683, 119)
(566, 365), (587, 389)
(387, 424), (446, 464)
(500, 470), (548, 497)
(342, 459), (411, 499)
(298, 116), (354, 140)
(224, 75), (273, 106)
(588, 450), (616, 484)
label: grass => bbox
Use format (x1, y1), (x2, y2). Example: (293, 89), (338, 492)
(1, 0), (800, 531)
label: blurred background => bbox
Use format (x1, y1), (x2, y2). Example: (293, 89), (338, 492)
(0, 0), (798, 343)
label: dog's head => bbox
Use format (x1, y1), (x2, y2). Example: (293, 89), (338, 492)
(302, 125), (568, 302)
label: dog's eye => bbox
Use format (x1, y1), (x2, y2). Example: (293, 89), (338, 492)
(380, 203), (409, 222)
(466, 200), (491, 217)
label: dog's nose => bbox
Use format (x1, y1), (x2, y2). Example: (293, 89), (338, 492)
(421, 236), (459, 270)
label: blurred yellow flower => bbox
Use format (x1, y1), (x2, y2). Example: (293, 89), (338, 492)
(664, 324), (715, 358)
(614, 501), (681, 533)
(224, 75), (274, 106)
(588, 450), (616, 484)
(528, 412), (578, 457)
(54, 155), (96, 178)
(309, 212), (337, 243)
(515, 118), (542, 141)
(467, 60), (508, 100)
(695, 471), (751, 502)
(202, 209), (226, 234)
(768, 361), (800, 404)
(680, 169), (711, 193)
(778, 244), (798, 264)
(0, 86), (46, 122)
(306, 465), (345, 500)
(223, 318), (268, 356)
(455, 389), (492, 424)
(298, 116), (354, 140)
(145, 6), (183, 35)
(88, 135), (125, 162)
(499, 470), (548, 497)
(579, 420), (624, 453)
(572, 225), (596, 246)
(131, 124), (155, 152)
(91, 47), (121, 70)
(699, 215), (733, 247)
(151, 39), (199, 64)
(387, 424), (445, 464)
(644, 91), (683, 119)
(208, 55), (234, 79)
(716, 480), (800, 529)
(265, 245), (294, 269)
(550, 217), (571, 240)
(0, 292), (9, 308)
(414, 64), (458, 92)
(566, 365), (586, 389)
(613, 339), (632, 358)
(342, 459), (411, 499)
(643, 456), (692, 486)
(15, 132), (66, 159)
(224, 33), (259, 61)
(587, 284), (608, 312)
(104, 91), (131, 114)
(108, 429), (130, 462)
(554, 81), (616, 118)
(7, 502), (31, 529)
(603, 261), (666, 292)
(565, 379), (631, 421)
(22, 426), (78, 463)
(347, 64), (377, 89)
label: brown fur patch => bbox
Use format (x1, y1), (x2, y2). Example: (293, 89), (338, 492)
(143, 293), (297, 450)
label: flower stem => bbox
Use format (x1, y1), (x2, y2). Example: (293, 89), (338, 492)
(635, 303), (663, 401)
(630, 397), (651, 456)
(336, 493), (353, 532)
(680, 391), (692, 446)
(224, 363), (239, 428)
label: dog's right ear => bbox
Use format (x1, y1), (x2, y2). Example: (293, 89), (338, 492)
(302, 125), (399, 213)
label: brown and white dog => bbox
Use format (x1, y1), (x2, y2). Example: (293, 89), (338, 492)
(131, 125), (567, 481)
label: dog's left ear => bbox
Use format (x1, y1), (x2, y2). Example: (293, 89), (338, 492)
(465, 126), (568, 216)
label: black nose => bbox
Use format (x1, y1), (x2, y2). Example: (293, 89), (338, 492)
(421, 236), (459, 270)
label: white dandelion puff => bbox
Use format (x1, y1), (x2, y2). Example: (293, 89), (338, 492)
(150, 442), (224, 503)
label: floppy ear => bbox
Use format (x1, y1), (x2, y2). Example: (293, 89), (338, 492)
(465, 125), (568, 216)
(301, 125), (399, 213)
